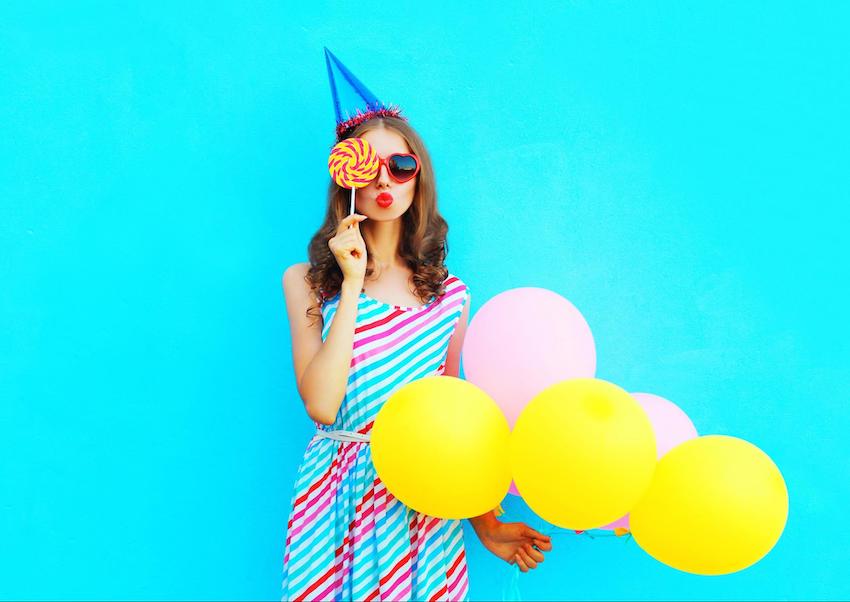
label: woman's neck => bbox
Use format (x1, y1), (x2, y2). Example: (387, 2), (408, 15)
(362, 219), (405, 274)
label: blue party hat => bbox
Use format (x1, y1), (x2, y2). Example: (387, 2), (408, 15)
(324, 47), (407, 140)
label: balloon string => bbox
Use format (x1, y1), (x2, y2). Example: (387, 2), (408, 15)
(538, 526), (633, 541)
(501, 508), (633, 600)
(531, 510), (633, 540)
(501, 564), (522, 601)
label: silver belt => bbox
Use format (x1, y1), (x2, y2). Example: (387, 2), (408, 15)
(314, 429), (371, 443)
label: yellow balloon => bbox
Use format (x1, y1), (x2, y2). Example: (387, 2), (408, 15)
(370, 376), (512, 519)
(630, 435), (788, 575)
(510, 378), (657, 530)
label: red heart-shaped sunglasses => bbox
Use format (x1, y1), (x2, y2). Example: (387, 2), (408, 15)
(374, 153), (421, 183)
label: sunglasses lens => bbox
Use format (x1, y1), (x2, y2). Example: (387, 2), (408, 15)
(389, 154), (418, 181)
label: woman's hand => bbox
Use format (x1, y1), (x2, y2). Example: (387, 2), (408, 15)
(328, 213), (368, 285)
(476, 520), (553, 572)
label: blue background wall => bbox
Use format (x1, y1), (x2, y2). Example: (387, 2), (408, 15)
(2, 1), (848, 599)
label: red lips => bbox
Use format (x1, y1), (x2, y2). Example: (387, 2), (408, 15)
(376, 192), (393, 208)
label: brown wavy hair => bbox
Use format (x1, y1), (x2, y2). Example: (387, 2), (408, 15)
(303, 116), (450, 327)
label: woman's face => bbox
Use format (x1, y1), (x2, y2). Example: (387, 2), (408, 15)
(355, 127), (417, 220)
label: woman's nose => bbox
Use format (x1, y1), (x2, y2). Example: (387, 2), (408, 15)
(375, 163), (391, 186)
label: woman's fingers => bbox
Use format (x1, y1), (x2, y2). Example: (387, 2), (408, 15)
(514, 553), (529, 572)
(336, 214), (357, 234)
(524, 526), (551, 543)
(337, 230), (364, 253)
(525, 542), (545, 563)
(349, 213), (368, 231)
(517, 546), (537, 569)
(336, 213), (368, 234)
(533, 538), (553, 551)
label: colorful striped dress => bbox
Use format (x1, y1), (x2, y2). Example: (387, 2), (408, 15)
(281, 273), (472, 602)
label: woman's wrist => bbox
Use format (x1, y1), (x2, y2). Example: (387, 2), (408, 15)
(341, 278), (364, 297)
(468, 509), (500, 537)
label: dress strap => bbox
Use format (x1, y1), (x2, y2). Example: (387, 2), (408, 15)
(314, 429), (371, 443)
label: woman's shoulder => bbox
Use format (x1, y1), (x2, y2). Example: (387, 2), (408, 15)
(283, 261), (310, 282)
(282, 262), (308, 292)
(283, 262), (328, 311)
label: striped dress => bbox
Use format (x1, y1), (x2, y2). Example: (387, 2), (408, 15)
(281, 273), (472, 602)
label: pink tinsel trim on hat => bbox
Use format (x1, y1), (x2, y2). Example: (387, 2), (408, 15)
(336, 104), (407, 140)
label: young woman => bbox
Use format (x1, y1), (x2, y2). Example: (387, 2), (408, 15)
(280, 115), (552, 601)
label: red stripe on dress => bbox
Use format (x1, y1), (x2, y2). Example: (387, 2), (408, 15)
(379, 549), (412, 587)
(353, 276), (462, 337)
(355, 308), (407, 334)
(283, 451), (343, 559)
(447, 551), (468, 597)
(292, 445), (342, 508)
(293, 562), (335, 602)
(428, 584), (448, 602)
(422, 516), (441, 540)
(446, 547), (465, 577)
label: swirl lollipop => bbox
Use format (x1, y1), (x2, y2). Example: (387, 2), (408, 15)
(328, 137), (380, 215)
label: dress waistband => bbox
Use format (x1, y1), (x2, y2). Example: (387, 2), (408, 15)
(314, 429), (371, 443)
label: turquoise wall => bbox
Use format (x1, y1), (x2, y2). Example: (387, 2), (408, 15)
(2, 1), (847, 599)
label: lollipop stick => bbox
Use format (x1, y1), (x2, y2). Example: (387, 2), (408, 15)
(350, 187), (355, 216)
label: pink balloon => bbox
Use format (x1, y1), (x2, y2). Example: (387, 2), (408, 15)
(598, 392), (698, 530)
(631, 392), (699, 458)
(462, 288), (596, 497)
(601, 514), (630, 530)
(463, 287), (596, 428)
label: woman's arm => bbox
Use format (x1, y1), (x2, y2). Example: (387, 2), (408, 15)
(283, 262), (362, 425)
(442, 290), (470, 378)
(469, 508), (500, 537)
